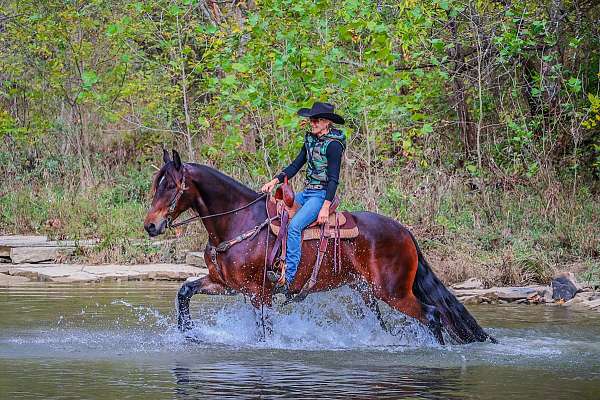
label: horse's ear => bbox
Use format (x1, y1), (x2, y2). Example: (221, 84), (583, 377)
(172, 149), (182, 171)
(163, 148), (171, 164)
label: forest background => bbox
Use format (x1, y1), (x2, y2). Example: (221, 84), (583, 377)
(1, 0), (598, 286)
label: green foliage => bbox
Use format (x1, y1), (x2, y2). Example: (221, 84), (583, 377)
(0, 0), (598, 278)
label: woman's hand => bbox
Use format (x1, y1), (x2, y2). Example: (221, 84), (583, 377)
(260, 178), (279, 193)
(317, 202), (331, 224)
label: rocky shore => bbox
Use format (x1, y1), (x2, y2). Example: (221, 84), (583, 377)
(450, 276), (600, 313)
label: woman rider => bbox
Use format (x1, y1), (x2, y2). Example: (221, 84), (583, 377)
(261, 102), (346, 293)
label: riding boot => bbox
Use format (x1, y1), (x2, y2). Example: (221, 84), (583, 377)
(267, 271), (290, 296)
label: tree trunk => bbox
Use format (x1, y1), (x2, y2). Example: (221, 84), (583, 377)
(448, 18), (476, 159)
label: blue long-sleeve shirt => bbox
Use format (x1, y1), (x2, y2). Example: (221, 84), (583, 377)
(275, 140), (343, 201)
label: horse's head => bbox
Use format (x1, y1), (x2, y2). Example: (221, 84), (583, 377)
(144, 149), (191, 237)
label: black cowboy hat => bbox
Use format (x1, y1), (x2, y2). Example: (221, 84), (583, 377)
(297, 102), (345, 125)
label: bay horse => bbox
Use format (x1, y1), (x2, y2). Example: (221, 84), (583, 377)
(144, 149), (494, 345)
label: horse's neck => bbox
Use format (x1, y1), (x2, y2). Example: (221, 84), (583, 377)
(187, 165), (264, 244)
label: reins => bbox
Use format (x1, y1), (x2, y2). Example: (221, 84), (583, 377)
(166, 172), (268, 229)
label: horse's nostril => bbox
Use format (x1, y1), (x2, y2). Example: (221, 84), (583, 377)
(145, 223), (156, 235)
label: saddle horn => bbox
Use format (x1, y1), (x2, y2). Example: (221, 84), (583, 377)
(275, 176), (295, 208)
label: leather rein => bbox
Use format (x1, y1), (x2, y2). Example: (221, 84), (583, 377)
(166, 173), (270, 229)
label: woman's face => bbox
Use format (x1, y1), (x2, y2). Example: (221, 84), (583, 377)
(309, 117), (332, 135)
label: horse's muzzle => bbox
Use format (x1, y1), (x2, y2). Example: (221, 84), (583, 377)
(144, 219), (167, 237)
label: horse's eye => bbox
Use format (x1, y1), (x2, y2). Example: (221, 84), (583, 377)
(166, 182), (176, 190)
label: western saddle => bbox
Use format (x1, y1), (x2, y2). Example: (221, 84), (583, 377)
(267, 178), (358, 301)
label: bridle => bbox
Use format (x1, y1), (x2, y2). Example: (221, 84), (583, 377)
(165, 174), (188, 228)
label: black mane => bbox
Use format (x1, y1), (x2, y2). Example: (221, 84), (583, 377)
(186, 163), (260, 198)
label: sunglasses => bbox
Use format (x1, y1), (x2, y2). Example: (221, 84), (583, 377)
(309, 118), (324, 123)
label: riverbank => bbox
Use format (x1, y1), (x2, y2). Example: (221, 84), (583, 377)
(2, 166), (599, 290)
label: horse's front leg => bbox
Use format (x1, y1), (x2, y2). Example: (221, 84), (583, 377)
(248, 285), (273, 340)
(177, 275), (235, 332)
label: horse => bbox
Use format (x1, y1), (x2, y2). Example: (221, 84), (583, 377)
(144, 149), (494, 345)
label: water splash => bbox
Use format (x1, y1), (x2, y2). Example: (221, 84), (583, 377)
(5, 287), (439, 354)
(183, 287), (440, 350)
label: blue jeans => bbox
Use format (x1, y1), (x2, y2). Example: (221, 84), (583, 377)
(285, 189), (326, 283)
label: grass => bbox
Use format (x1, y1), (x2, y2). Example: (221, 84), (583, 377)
(0, 161), (598, 287)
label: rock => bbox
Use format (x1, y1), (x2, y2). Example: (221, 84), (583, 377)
(493, 286), (543, 301)
(0, 235), (98, 263)
(461, 295), (483, 305)
(573, 292), (595, 302)
(10, 246), (75, 264)
(0, 235), (49, 257)
(0, 235), (49, 245)
(527, 293), (542, 304)
(0, 273), (31, 286)
(453, 285), (547, 303)
(185, 252), (207, 268)
(7, 263), (208, 282)
(542, 287), (554, 303)
(552, 272), (581, 301)
(8, 268), (40, 280)
(585, 298), (600, 310)
(452, 278), (484, 290)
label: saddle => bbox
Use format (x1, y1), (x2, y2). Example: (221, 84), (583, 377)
(267, 178), (359, 301)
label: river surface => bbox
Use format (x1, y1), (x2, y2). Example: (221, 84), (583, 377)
(1, 282), (599, 399)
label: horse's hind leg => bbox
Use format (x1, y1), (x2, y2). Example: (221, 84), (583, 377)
(176, 275), (235, 332)
(351, 281), (389, 333)
(368, 247), (444, 344)
(382, 295), (444, 344)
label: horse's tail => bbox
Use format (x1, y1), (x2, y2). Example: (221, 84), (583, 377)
(408, 232), (494, 344)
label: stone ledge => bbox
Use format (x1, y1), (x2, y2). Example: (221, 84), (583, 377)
(452, 284), (599, 312)
(0, 273), (31, 286)
(3, 263), (208, 283)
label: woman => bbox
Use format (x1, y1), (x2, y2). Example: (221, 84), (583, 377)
(261, 102), (346, 292)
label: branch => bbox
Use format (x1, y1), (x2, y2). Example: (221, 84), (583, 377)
(0, 13), (26, 22)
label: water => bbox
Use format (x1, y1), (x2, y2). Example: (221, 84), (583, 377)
(1, 282), (599, 399)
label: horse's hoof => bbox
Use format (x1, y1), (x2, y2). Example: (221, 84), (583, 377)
(433, 330), (445, 345)
(427, 318), (445, 345)
(184, 334), (203, 344)
(487, 334), (499, 344)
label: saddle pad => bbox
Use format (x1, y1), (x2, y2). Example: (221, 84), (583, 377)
(269, 211), (359, 240)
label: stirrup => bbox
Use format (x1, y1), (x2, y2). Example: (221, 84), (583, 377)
(267, 270), (281, 283)
(268, 261), (287, 286)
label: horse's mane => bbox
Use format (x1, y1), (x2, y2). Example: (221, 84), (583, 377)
(188, 163), (259, 198)
(150, 162), (259, 198)
(150, 168), (165, 196)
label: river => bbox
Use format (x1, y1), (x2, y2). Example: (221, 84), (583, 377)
(1, 282), (599, 399)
